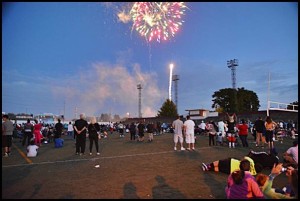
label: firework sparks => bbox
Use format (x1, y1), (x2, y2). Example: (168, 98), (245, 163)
(130, 2), (187, 43)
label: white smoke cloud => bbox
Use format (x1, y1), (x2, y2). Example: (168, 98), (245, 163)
(52, 62), (166, 118)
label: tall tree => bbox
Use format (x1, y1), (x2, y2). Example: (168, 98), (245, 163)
(212, 87), (260, 113)
(157, 99), (178, 117)
(236, 87), (260, 112)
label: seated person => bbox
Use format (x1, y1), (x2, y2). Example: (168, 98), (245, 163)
(54, 137), (64, 148)
(256, 164), (297, 199)
(27, 140), (39, 157)
(283, 140), (298, 168)
(225, 159), (264, 199)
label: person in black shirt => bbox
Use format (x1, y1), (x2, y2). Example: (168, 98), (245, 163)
(22, 119), (34, 146)
(137, 120), (145, 142)
(146, 122), (154, 142)
(254, 116), (266, 148)
(54, 119), (64, 139)
(87, 116), (101, 156)
(74, 113), (88, 155)
(129, 122), (136, 141)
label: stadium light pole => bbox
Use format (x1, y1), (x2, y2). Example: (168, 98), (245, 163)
(227, 59), (239, 112)
(137, 84), (142, 118)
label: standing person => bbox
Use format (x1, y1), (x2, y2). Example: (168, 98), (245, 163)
(265, 116), (277, 153)
(22, 119), (34, 147)
(199, 120), (206, 135)
(217, 119), (226, 145)
(27, 140), (39, 157)
(87, 116), (100, 156)
(67, 122), (74, 137)
(183, 115), (196, 151)
(254, 116), (265, 148)
(172, 115), (185, 151)
(54, 119), (63, 139)
(2, 114), (14, 157)
(206, 121), (217, 146)
(146, 122), (154, 142)
(156, 122), (162, 135)
(129, 122), (136, 141)
(118, 122), (124, 138)
(109, 122), (114, 135)
(137, 120), (145, 142)
(225, 159), (265, 199)
(33, 119), (43, 147)
(237, 119), (249, 147)
(217, 119), (226, 137)
(226, 112), (237, 148)
(74, 113), (88, 155)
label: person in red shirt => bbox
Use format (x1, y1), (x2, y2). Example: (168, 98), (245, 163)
(237, 119), (249, 147)
(33, 119), (43, 146)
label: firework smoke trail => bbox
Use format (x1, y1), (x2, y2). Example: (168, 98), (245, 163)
(148, 43), (152, 71)
(169, 63), (174, 101)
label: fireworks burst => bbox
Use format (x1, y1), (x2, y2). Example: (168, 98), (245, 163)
(130, 2), (187, 43)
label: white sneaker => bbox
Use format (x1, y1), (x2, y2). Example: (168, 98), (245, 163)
(201, 163), (208, 171)
(96, 153), (100, 155)
(174, 147), (177, 151)
(181, 147), (185, 151)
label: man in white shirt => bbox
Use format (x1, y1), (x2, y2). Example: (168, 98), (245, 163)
(172, 115), (185, 151)
(183, 115), (196, 151)
(218, 120), (226, 137)
(199, 120), (206, 135)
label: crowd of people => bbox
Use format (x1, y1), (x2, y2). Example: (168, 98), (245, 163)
(2, 113), (298, 198)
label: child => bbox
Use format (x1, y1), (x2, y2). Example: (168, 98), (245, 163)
(216, 132), (223, 146)
(27, 140), (39, 157)
(54, 137), (64, 148)
(227, 133), (237, 148)
(148, 132), (154, 142)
